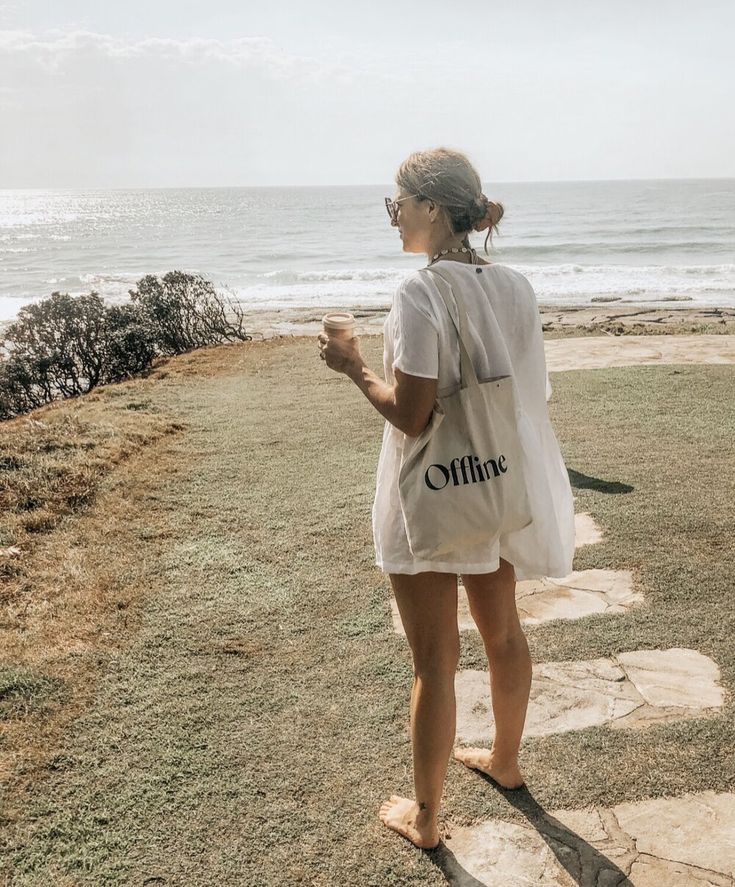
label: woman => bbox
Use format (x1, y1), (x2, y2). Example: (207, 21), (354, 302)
(317, 147), (575, 851)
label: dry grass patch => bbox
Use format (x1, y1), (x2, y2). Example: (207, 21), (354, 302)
(0, 374), (185, 596)
(0, 430), (186, 803)
(0, 364), (191, 818)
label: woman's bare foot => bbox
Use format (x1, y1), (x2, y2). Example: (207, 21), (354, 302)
(378, 795), (441, 849)
(453, 747), (525, 789)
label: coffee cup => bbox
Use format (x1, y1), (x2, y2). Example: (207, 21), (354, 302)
(322, 312), (356, 340)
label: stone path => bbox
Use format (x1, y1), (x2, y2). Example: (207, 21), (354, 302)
(544, 334), (735, 372)
(515, 569), (641, 625)
(438, 789), (735, 886)
(388, 496), (731, 882)
(574, 512), (604, 546)
(454, 647), (725, 744)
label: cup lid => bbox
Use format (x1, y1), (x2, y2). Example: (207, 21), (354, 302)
(322, 312), (356, 329)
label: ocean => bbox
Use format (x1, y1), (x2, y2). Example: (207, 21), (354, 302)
(1, 178), (734, 324)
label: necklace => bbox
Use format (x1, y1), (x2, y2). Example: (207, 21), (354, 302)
(429, 245), (478, 265)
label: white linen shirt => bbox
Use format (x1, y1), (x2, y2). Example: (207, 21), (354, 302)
(371, 260), (575, 579)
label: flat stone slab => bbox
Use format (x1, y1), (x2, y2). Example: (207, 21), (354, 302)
(515, 569), (640, 626)
(455, 648), (725, 744)
(439, 789), (735, 886)
(574, 512), (603, 547)
(389, 569), (638, 636)
(545, 334), (735, 372)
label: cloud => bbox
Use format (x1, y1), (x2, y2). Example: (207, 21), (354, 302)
(0, 28), (391, 186)
(0, 29), (356, 83)
(1, 22), (731, 186)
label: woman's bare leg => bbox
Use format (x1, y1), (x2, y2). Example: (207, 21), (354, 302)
(378, 570), (459, 848)
(455, 558), (530, 788)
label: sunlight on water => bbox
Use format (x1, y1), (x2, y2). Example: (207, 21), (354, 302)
(1, 180), (734, 322)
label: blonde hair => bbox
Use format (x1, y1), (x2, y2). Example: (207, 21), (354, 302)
(395, 147), (504, 253)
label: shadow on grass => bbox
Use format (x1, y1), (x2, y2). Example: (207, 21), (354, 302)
(425, 782), (632, 886)
(567, 468), (634, 495)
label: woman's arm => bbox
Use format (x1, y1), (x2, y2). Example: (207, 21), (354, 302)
(318, 331), (436, 437)
(347, 362), (437, 438)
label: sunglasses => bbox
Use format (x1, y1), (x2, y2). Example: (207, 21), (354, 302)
(384, 194), (425, 225)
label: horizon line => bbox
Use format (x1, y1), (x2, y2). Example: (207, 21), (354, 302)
(1, 175), (734, 191)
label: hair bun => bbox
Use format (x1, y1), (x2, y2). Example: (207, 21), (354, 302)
(472, 195), (504, 253)
(473, 194), (502, 232)
(487, 200), (504, 227)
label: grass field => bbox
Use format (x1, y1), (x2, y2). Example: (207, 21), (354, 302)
(1, 334), (733, 885)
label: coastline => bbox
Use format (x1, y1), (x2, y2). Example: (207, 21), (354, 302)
(239, 303), (735, 340)
(2, 304), (734, 345)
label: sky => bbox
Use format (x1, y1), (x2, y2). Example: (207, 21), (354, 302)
(1, 0), (734, 187)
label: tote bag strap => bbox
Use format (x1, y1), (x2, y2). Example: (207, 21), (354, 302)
(421, 266), (479, 389)
(422, 265), (519, 398)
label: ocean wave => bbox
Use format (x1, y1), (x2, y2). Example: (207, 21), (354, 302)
(0, 232), (39, 242)
(260, 267), (407, 284)
(681, 264), (735, 275)
(520, 225), (735, 240)
(229, 260), (735, 308)
(253, 262), (735, 289)
(514, 262), (735, 277)
(494, 241), (735, 257)
(79, 272), (142, 283)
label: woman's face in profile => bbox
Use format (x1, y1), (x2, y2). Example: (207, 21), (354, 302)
(393, 191), (431, 254)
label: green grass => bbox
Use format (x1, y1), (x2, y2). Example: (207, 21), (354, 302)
(0, 668), (68, 721)
(1, 336), (733, 885)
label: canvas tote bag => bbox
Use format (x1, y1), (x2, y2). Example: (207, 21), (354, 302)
(397, 266), (533, 560)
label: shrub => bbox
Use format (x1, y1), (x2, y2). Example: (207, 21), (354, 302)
(0, 272), (253, 420)
(0, 354), (48, 419)
(129, 271), (252, 355)
(100, 304), (157, 383)
(1, 291), (107, 396)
